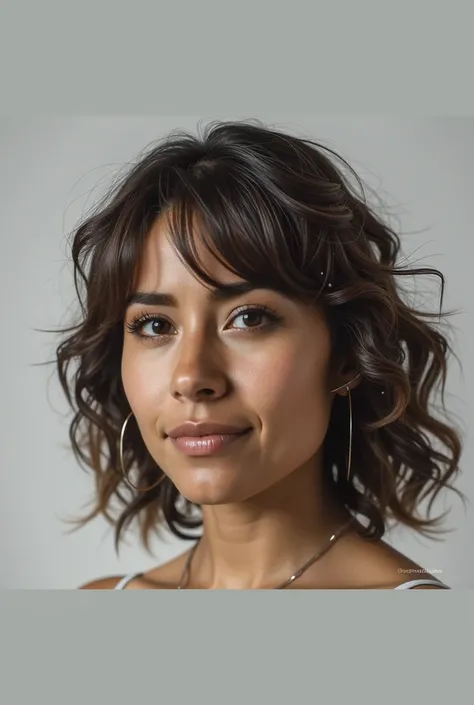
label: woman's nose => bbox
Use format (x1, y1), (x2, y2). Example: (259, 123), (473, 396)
(169, 331), (229, 402)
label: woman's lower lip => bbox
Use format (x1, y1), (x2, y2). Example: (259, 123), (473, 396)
(168, 430), (252, 456)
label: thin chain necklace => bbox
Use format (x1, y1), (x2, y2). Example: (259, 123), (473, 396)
(176, 516), (355, 589)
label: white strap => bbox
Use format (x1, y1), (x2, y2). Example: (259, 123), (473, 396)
(114, 573), (143, 590)
(394, 579), (449, 590)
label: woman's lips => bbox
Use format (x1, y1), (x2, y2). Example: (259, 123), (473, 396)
(169, 429), (252, 456)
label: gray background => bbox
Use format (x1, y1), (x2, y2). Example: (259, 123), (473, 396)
(1, 116), (472, 588)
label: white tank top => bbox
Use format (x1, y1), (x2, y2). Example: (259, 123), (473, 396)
(113, 573), (450, 590)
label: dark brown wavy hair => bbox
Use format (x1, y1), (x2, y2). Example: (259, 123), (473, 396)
(41, 119), (467, 554)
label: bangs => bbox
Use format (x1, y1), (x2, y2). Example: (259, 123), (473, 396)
(157, 164), (330, 305)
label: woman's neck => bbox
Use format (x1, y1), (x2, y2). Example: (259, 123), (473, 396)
(188, 463), (353, 589)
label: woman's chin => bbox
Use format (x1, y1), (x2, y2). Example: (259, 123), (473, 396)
(175, 476), (252, 506)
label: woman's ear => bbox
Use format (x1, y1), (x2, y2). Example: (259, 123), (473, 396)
(330, 362), (361, 396)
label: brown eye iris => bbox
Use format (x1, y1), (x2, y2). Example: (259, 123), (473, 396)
(241, 310), (263, 327)
(151, 320), (168, 335)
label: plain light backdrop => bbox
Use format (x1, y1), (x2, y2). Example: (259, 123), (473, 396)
(1, 116), (472, 589)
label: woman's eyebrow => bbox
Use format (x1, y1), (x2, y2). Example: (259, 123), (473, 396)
(126, 282), (273, 309)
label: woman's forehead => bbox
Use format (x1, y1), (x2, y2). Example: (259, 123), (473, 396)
(134, 214), (240, 291)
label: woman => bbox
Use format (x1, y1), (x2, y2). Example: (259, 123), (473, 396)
(55, 120), (464, 589)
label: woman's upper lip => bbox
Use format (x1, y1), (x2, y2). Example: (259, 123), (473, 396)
(166, 422), (251, 438)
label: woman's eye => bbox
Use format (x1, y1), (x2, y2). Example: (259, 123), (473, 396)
(142, 318), (171, 336)
(126, 306), (280, 340)
(230, 308), (271, 329)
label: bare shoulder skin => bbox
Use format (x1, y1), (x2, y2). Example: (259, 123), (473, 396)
(318, 525), (449, 590)
(80, 577), (127, 590)
(79, 550), (190, 590)
(79, 526), (449, 590)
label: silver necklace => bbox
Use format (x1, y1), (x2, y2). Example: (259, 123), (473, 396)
(177, 516), (355, 589)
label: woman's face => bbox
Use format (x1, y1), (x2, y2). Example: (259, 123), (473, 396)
(121, 214), (337, 506)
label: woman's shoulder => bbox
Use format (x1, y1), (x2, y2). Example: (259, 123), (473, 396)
(79, 551), (190, 590)
(77, 533), (450, 590)
(336, 529), (449, 589)
(79, 574), (169, 590)
(79, 576), (133, 589)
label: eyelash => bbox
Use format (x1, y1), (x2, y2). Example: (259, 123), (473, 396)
(125, 305), (282, 341)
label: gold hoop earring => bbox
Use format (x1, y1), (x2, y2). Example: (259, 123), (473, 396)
(330, 373), (360, 483)
(119, 411), (167, 492)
